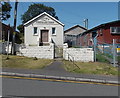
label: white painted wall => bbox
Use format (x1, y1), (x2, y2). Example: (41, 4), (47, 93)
(0, 42), (4, 54)
(17, 43), (54, 59)
(0, 42), (21, 54)
(24, 15), (64, 47)
(63, 43), (94, 62)
(0, 42), (12, 54)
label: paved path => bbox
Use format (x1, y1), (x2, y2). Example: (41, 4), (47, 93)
(2, 60), (118, 82)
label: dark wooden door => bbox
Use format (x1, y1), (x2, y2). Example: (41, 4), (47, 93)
(41, 30), (48, 42)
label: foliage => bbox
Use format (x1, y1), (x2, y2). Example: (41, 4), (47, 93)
(21, 3), (58, 23)
(15, 32), (23, 44)
(0, 2), (12, 21)
(96, 53), (109, 63)
(17, 24), (24, 33)
(118, 56), (120, 65)
(17, 24), (24, 43)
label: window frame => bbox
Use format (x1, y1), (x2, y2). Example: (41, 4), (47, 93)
(52, 27), (56, 35)
(33, 27), (38, 35)
(110, 27), (120, 34)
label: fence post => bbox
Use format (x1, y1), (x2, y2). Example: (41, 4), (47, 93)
(113, 39), (116, 67)
(93, 38), (96, 62)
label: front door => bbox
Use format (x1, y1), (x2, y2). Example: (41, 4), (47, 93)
(41, 30), (49, 42)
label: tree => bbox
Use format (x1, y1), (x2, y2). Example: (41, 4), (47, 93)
(17, 24), (24, 43)
(17, 24), (24, 33)
(0, 2), (12, 21)
(21, 3), (58, 23)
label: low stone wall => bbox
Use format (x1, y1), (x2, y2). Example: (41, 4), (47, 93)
(0, 42), (54, 59)
(63, 43), (94, 62)
(18, 43), (54, 59)
(0, 42), (20, 54)
(0, 42), (11, 54)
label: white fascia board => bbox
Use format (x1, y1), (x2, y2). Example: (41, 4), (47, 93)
(24, 12), (65, 26)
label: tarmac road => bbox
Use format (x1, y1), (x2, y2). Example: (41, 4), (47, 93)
(2, 77), (119, 97)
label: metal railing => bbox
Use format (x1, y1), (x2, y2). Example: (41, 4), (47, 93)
(66, 52), (80, 69)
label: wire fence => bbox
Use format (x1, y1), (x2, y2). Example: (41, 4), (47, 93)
(96, 39), (120, 67)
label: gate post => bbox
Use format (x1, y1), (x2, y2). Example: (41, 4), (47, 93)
(113, 39), (117, 67)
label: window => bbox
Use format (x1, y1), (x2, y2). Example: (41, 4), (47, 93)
(117, 27), (120, 33)
(34, 27), (37, 35)
(110, 27), (120, 34)
(52, 27), (56, 35)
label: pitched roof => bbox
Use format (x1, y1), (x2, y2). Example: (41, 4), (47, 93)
(64, 25), (87, 36)
(24, 12), (64, 26)
(82, 20), (120, 35)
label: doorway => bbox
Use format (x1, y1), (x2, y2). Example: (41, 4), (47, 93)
(41, 30), (49, 42)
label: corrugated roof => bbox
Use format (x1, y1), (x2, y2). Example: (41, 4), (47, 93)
(82, 20), (120, 35)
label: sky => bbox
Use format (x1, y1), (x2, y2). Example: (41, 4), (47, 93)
(3, 2), (119, 31)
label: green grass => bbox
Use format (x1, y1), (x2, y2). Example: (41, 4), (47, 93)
(2, 55), (53, 69)
(118, 56), (120, 62)
(103, 53), (113, 59)
(62, 60), (118, 76)
(118, 56), (120, 65)
(96, 53), (109, 63)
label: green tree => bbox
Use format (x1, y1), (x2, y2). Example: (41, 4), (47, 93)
(17, 24), (24, 33)
(17, 24), (24, 43)
(21, 3), (58, 23)
(0, 2), (12, 21)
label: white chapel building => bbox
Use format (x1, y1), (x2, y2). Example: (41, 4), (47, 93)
(24, 12), (64, 47)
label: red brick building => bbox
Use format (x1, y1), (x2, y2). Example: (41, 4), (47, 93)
(80, 20), (120, 46)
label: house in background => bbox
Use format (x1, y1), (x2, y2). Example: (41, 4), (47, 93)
(64, 25), (87, 47)
(24, 12), (64, 47)
(0, 22), (21, 44)
(0, 22), (13, 42)
(80, 20), (120, 47)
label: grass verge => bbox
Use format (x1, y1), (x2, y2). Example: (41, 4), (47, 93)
(96, 53), (110, 63)
(62, 60), (118, 76)
(2, 55), (53, 69)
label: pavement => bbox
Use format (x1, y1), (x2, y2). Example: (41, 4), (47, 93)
(1, 60), (119, 84)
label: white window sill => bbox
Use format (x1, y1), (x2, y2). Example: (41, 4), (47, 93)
(52, 34), (56, 36)
(33, 34), (38, 36)
(111, 32), (120, 34)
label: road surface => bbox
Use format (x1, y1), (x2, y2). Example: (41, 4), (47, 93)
(1, 76), (119, 97)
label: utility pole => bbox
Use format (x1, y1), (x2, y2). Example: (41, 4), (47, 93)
(7, 24), (10, 59)
(12, 0), (18, 55)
